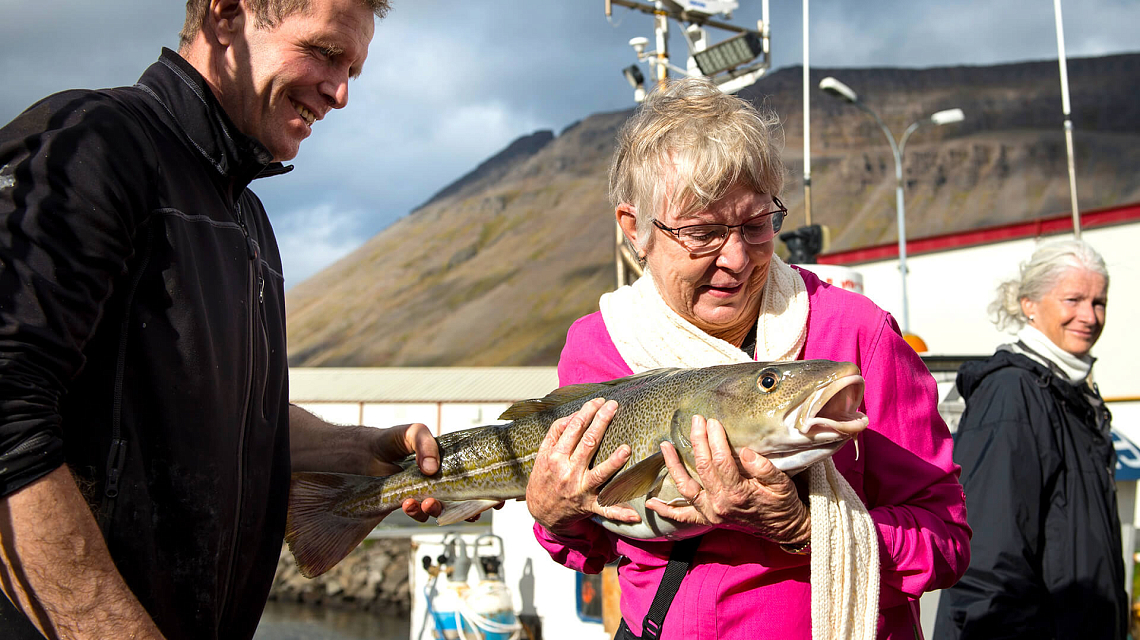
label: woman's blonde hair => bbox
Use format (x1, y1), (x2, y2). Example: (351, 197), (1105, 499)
(989, 239), (1109, 331)
(608, 77), (785, 251)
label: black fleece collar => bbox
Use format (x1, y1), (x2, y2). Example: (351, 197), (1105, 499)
(135, 48), (293, 189)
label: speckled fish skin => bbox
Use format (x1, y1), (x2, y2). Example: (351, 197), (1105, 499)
(299, 360), (865, 536)
(287, 360), (867, 575)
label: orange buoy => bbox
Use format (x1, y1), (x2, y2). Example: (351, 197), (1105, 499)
(902, 333), (928, 353)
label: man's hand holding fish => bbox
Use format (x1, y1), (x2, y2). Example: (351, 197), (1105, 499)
(289, 405), (442, 522)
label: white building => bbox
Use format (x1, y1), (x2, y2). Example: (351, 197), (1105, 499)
(292, 200), (1140, 640)
(809, 201), (1140, 636)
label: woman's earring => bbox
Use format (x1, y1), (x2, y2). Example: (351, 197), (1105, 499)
(1028, 315), (1035, 322)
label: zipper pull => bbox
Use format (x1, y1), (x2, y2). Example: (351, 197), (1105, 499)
(234, 202), (257, 260)
(103, 438), (128, 498)
(258, 275), (265, 304)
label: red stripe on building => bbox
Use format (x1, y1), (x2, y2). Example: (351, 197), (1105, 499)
(817, 201), (1140, 266)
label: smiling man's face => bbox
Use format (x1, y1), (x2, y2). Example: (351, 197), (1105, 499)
(218, 0), (374, 161)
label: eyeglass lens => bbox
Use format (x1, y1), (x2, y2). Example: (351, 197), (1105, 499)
(677, 210), (784, 251)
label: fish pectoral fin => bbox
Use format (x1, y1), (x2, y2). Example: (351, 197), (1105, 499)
(597, 452), (667, 507)
(437, 499), (502, 526)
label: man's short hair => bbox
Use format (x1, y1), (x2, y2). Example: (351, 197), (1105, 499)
(179, 0), (391, 50)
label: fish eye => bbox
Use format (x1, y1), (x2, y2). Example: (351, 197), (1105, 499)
(757, 369), (781, 393)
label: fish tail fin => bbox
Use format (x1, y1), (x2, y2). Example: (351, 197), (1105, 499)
(286, 472), (395, 578)
(437, 499), (503, 526)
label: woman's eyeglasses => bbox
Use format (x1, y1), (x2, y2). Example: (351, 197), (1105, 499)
(652, 196), (787, 255)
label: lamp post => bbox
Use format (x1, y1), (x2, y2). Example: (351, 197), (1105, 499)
(1053, 0), (1081, 237)
(819, 76), (964, 335)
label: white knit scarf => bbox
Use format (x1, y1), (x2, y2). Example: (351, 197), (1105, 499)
(1010, 324), (1094, 385)
(599, 256), (880, 640)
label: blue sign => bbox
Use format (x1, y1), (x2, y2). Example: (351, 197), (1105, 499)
(1112, 430), (1140, 481)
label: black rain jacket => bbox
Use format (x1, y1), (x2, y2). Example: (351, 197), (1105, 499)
(0, 49), (291, 640)
(933, 349), (1127, 639)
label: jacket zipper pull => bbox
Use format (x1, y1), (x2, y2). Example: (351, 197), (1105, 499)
(234, 202), (257, 260)
(103, 438), (128, 498)
(258, 275), (265, 304)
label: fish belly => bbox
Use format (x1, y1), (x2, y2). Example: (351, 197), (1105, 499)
(591, 474), (712, 541)
(595, 496), (713, 541)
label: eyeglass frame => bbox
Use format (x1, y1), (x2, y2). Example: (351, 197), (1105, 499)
(651, 196), (787, 255)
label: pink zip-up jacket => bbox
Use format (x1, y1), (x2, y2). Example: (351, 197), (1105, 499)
(533, 268), (970, 639)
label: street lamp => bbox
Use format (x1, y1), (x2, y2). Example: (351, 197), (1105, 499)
(1053, 0), (1081, 237)
(819, 76), (964, 336)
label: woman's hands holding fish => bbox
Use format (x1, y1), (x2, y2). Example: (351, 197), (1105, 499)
(526, 398), (642, 537)
(645, 415), (811, 545)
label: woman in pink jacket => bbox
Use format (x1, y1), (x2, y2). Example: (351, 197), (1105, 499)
(524, 77), (970, 640)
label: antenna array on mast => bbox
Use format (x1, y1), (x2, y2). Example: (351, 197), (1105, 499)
(604, 0), (771, 102)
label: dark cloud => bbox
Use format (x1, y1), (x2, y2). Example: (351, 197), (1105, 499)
(2, 0), (1136, 284)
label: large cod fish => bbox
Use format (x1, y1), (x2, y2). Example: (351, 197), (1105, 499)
(287, 360), (868, 577)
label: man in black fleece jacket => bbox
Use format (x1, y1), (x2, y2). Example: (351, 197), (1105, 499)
(0, 1), (445, 638)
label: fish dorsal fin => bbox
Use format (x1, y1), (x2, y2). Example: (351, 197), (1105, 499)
(597, 451), (667, 507)
(498, 368), (683, 420)
(498, 383), (614, 420)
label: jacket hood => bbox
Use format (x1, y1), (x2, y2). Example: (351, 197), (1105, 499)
(957, 348), (1093, 409)
(956, 349), (1044, 401)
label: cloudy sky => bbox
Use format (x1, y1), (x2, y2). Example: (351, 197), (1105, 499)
(1, 0), (1136, 286)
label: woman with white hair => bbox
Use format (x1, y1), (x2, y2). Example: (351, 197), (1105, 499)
(934, 240), (1126, 639)
(524, 77), (970, 640)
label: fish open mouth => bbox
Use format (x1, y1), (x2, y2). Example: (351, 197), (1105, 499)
(785, 374), (869, 437)
(759, 373), (869, 473)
